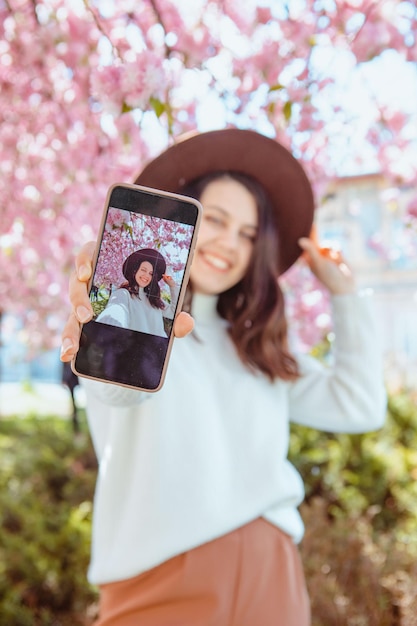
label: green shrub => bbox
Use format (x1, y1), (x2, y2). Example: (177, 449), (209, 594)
(300, 497), (417, 626)
(290, 390), (417, 534)
(290, 389), (417, 625)
(0, 413), (98, 625)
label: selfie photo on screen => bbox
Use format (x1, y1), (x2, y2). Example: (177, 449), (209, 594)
(90, 206), (193, 338)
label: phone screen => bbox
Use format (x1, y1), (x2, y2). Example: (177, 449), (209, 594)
(73, 184), (201, 391)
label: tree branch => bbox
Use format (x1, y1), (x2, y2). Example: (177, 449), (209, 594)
(83, 0), (122, 60)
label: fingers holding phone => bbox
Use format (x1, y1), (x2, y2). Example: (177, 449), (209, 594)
(61, 241), (96, 362)
(71, 241), (96, 322)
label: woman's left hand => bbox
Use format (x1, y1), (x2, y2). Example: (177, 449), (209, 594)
(298, 237), (356, 295)
(162, 274), (176, 288)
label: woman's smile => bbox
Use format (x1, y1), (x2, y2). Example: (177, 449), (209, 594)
(199, 251), (233, 272)
(135, 261), (153, 288)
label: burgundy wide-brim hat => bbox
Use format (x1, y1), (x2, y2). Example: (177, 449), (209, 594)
(135, 128), (315, 273)
(123, 248), (166, 283)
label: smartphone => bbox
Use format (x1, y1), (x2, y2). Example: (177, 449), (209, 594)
(72, 183), (202, 392)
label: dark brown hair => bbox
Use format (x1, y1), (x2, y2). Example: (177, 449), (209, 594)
(180, 171), (300, 381)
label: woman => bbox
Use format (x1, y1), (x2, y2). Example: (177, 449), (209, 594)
(61, 128), (386, 626)
(96, 248), (178, 337)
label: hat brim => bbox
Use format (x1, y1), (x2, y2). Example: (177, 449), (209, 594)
(135, 128), (315, 273)
(123, 249), (166, 282)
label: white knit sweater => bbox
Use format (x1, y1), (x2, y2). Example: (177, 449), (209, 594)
(83, 292), (386, 585)
(96, 285), (178, 337)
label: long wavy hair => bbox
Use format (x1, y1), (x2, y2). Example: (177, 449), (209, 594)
(181, 171), (300, 381)
(120, 249), (166, 310)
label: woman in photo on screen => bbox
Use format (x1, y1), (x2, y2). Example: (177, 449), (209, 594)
(96, 248), (178, 337)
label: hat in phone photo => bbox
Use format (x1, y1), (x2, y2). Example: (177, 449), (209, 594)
(123, 248), (167, 284)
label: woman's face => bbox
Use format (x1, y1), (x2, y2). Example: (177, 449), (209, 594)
(135, 261), (154, 288)
(190, 178), (258, 295)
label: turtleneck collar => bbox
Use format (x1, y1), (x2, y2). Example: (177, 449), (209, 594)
(191, 293), (220, 324)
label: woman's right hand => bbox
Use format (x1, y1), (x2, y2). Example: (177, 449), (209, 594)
(60, 242), (195, 362)
(60, 241), (96, 362)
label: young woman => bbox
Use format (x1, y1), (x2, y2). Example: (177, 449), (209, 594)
(61, 128), (386, 626)
(96, 248), (178, 337)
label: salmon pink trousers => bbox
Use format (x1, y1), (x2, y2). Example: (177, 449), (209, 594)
(94, 518), (311, 626)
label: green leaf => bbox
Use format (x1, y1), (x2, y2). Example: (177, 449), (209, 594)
(269, 83), (284, 92)
(283, 100), (292, 121)
(150, 97), (166, 118)
(121, 102), (134, 114)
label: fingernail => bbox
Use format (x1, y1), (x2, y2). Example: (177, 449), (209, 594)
(78, 264), (90, 281)
(76, 305), (92, 323)
(60, 338), (73, 358)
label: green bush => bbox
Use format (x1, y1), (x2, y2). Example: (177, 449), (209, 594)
(90, 287), (110, 319)
(290, 389), (417, 625)
(290, 390), (417, 534)
(0, 413), (98, 625)
(300, 497), (417, 626)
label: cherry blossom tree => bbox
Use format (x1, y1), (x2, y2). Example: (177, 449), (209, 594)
(93, 207), (193, 297)
(1, 0), (416, 350)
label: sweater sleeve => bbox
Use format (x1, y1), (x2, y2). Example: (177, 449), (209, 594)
(163, 283), (180, 320)
(80, 378), (148, 462)
(288, 292), (387, 433)
(96, 289), (129, 328)
(81, 378), (147, 407)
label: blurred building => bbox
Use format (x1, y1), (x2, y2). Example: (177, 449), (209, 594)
(317, 173), (417, 390)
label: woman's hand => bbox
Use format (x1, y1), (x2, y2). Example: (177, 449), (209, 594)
(162, 274), (177, 288)
(60, 242), (194, 363)
(298, 237), (356, 295)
